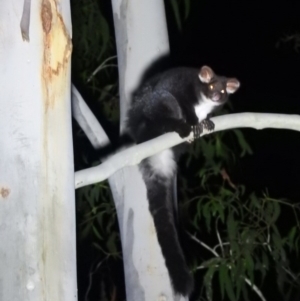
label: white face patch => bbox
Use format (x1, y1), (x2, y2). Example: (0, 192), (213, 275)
(194, 93), (219, 122)
(148, 149), (176, 179)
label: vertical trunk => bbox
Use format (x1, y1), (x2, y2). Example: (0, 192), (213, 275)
(111, 0), (188, 300)
(0, 1), (77, 300)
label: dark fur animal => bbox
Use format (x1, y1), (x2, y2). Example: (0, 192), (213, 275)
(126, 65), (240, 296)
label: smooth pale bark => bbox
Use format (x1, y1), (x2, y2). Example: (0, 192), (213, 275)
(75, 113), (300, 188)
(110, 1), (188, 300)
(0, 1), (77, 301)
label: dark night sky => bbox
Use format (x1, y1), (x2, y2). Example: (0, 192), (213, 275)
(166, 2), (300, 201)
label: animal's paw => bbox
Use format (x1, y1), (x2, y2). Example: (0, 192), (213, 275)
(186, 124), (202, 143)
(192, 124), (203, 138)
(201, 119), (215, 132)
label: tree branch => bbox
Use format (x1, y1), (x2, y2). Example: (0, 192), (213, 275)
(75, 113), (300, 189)
(71, 84), (110, 149)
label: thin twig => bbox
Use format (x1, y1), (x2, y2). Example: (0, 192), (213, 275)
(213, 242), (230, 252)
(215, 218), (224, 257)
(85, 256), (109, 301)
(282, 266), (300, 283)
(243, 278), (266, 301)
(187, 232), (220, 257)
(87, 56), (117, 82)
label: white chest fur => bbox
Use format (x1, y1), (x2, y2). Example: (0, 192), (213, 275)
(194, 93), (217, 122)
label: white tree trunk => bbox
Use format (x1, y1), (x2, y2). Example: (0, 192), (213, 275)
(0, 1), (77, 301)
(111, 1), (187, 300)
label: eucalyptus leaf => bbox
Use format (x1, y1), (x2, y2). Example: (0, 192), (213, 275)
(219, 263), (227, 299)
(169, 0), (182, 30)
(232, 129), (253, 156)
(204, 265), (217, 301)
(224, 265), (236, 301)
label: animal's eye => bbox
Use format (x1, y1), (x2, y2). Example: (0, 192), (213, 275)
(209, 84), (214, 90)
(221, 89), (225, 94)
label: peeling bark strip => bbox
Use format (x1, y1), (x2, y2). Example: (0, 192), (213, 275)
(41, 0), (52, 34)
(0, 187), (10, 199)
(20, 0), (31, 41)
(40, 0), (72, 110)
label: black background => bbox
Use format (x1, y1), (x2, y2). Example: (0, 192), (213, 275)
(166, 2), (300, 199)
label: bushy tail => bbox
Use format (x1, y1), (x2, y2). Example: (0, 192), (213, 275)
(144, 174), (194, 296)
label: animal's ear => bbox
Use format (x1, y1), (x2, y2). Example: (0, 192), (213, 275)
(199, 65), (214, 83)
(226, 78), (240, 93)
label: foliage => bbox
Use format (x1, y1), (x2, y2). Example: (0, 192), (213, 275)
(77, 181), (121, 259)
(179, 127), (300, 301)
(186, 183), (300, 301)
(72, 0), (112, 78)
(168, 0), (191, 31)
(71, 0), (119, 122)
